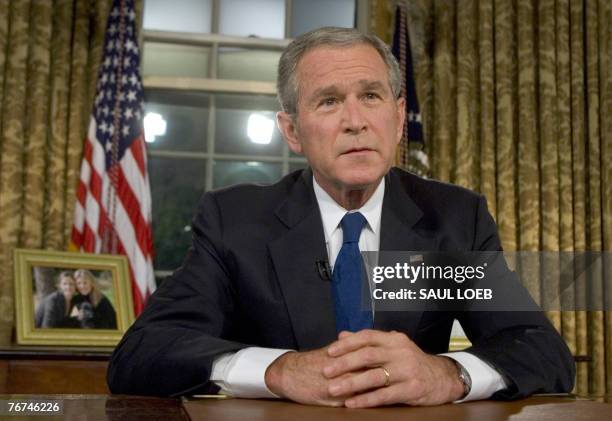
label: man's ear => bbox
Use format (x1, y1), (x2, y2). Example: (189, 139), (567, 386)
(395, 97), (406, 145)
(277, 111), (302, 154)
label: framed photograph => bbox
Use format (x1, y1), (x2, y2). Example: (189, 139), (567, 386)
(13, 248), (135, 346)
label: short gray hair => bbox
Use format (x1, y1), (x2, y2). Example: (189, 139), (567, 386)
(277, 27), (401, 116)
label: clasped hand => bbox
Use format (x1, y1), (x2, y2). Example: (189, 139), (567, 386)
(264, 329), (464, 408)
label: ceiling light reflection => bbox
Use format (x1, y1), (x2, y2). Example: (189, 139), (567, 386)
(247, 113), (274, 145)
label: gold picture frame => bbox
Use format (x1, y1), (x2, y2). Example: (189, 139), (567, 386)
(14, 248), (135, 346)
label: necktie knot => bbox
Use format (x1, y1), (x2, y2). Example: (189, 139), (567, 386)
(340, 212), (367, 244)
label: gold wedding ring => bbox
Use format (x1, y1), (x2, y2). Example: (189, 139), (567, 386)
(381, 366), (391, 387)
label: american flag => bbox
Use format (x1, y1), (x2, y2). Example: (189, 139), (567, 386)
(392, 3), (429, 177)
(71, 0), (155, 315)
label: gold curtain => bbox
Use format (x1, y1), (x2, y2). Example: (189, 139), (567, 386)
(371, 0), (611, 398)
(0, 0), (115, 345)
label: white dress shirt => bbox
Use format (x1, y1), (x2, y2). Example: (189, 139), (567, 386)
(211, 176), (507, 401)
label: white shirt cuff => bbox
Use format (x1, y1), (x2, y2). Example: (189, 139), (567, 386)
(210, 347), (293, 398)
(439, 351), (508, 402)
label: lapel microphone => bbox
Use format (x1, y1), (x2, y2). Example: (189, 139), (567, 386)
(316, 260), (332, 281)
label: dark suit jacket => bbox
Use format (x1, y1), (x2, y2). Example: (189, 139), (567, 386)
(107, 168), (575, 398)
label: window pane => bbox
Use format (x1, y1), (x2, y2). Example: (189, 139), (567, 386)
(215, 94), (283, 156)
(213, 160), (282, 189)
(219, 0), (285, 38)
(289, 161), (309, 173)
(143, 42), (210, 78)
(144, 91), (209, 152)
(144, 0), (212, 33)
(149, 156), (206, 270)
(291, 0), (355, 37)
(218, 48), (280, 82)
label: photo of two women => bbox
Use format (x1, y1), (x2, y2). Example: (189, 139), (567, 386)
(33, 268), (117, 330)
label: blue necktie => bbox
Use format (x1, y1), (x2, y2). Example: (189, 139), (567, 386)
(331, 212), (373, 333)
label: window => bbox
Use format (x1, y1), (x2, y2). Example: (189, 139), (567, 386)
(142, 0), (367, 277)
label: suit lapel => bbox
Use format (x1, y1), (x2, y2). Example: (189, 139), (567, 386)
(269, 169), (435, 347)
(268, 170), (337, 350)
(374, 169), (432, 337)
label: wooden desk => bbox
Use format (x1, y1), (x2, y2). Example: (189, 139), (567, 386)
(183, 396), (612, 421)
(1, 395), (610, 421)
(0, 395), (187, 420)
(0, 346), (590, 397)
(0, 346), (112, 394)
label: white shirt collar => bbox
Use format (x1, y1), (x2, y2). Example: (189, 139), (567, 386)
(312, 175), (385, 240)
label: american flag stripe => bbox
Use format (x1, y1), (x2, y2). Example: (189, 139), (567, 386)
(119, 147), (152, 225)
(126, 133), (147, 177)
(117, 244), (145, 313)
(71, 0), (154, 316)
(107, 184), (151, 296)
(78, 128), (152, 282)
(73, 140), (152, 312)
(82, 223), (98, 253)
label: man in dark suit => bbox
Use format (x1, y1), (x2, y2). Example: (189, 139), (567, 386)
(107, 27), (574, 406)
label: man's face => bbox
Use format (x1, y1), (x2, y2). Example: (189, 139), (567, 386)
(278, 44), (405, 193)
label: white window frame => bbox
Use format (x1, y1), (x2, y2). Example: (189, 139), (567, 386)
(142, 0), (369, 274)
